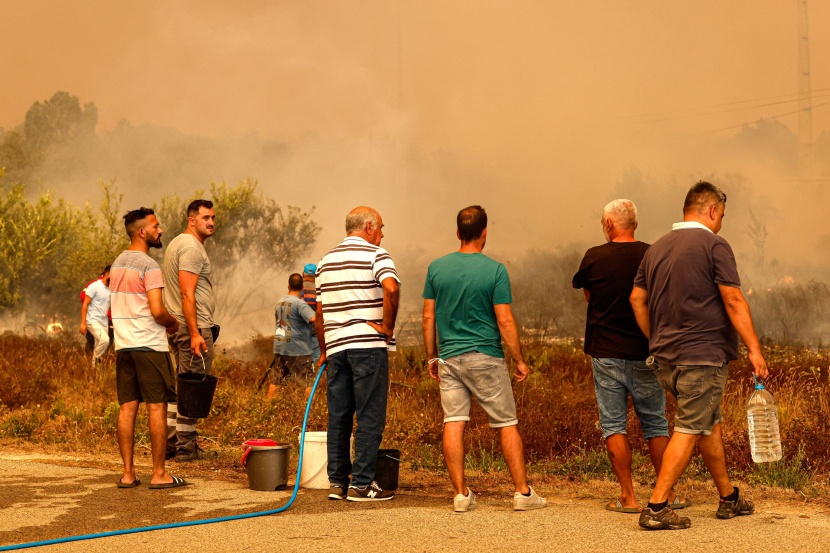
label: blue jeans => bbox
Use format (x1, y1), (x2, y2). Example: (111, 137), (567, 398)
(592, 357), (668, 440)
(326, 348), (389, 488)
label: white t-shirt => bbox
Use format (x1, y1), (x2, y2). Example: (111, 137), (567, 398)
(84, 279), (110, 327)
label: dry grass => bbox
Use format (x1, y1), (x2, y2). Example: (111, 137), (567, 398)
(1, 334), (829, 496)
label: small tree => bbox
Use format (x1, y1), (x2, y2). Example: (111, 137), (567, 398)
(0, 173), (129, 323)
(23, 91), (97, 160)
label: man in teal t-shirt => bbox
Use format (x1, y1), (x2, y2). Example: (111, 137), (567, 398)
(422, 205), (546, 513)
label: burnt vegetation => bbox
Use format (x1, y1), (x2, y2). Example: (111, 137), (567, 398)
(1, 334), (828, 493)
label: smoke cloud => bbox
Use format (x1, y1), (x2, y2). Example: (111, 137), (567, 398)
(2, 1), (829, 337)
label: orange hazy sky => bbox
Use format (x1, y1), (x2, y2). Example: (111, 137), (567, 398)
(2, 1), (829, 266)
(2, 0), (828, 141)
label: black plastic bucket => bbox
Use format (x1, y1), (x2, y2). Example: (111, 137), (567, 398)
(376, 448), (401, 491)
(177, 371), (218, 418)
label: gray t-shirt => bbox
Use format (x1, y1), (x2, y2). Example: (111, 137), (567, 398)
(273, 295), (315, 357)
(162, 233), (215, 328)
(634, 225), (741, 366)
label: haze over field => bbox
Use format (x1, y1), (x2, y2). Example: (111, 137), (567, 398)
(2, 1), (829, 334)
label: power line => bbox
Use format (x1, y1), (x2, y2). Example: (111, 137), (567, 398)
(683, 101), (830, 137)
(617, 87), (830, 123)
(640, 91), (830, 124)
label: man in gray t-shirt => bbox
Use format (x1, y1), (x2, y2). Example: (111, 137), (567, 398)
(630, 181), (769, 531)
(162, 199), (218, 462)
(267, 273), (317, 399)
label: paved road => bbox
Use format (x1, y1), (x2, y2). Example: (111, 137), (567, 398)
(1, 454), (828, 552)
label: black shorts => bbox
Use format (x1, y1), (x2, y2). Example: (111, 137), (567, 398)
(116, 350), (177, 404)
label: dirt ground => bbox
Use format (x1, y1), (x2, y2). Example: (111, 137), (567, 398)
(2, 444), (829, 552)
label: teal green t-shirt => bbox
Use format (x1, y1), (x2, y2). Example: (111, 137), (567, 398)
(422, 252), (512, 359)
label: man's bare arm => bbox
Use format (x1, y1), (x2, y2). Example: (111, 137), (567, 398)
(80, 295), (92, 335)
(366, 277), (400, 342)
(494, 303), (529, 382)
(179, 270), (206, 355)
(315, 300), (326, 368)
(422, 299), (439, 381)
(147, 288), (179, 334)
(719, 284), (769, 379)
(629, 286), (650, 339)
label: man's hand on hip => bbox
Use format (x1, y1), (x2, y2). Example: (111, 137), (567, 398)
(366, 321), (394, 343)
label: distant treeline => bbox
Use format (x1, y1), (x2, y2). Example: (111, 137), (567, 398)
(0, 174), (318, 332)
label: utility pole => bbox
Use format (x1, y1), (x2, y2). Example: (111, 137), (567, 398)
(798, 0), (814, 181)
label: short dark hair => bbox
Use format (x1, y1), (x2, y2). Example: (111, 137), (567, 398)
(457, 205), (487, 242)
(187, 199), (214, 217)
(102, 265), (111, 275)
(683, 181), (726, 214)
(288, 273), (303, 291)
(123, 207), (155, 237)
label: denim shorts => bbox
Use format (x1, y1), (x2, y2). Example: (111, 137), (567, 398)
(653, 363), (728, 435)
(438, 352), (518, 428)
(592, 358), (668, 440)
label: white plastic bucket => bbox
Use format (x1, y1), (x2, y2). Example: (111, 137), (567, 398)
(299, 431), (330, 489)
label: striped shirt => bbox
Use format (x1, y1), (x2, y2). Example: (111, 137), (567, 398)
(110, 250), (168, 352)
(300, 276), (317, 310)
(316, 236), (400, 356)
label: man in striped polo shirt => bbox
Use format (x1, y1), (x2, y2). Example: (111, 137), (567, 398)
(315, 206), (400, 501)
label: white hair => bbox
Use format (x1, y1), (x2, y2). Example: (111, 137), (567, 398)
(603, 199), (638, 230)
(345, 207), (380, 234)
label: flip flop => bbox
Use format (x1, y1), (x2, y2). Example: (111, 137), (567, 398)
(149, 475), (191, 489)
(605, 499), (642, 513)
(117, 477), (140, 488)
(670, 496), (692, 510)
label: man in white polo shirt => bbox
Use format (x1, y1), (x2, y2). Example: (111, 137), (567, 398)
(315, 206), (400, 502)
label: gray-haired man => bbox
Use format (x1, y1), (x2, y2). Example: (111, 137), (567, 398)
(574, 199), (688, 513)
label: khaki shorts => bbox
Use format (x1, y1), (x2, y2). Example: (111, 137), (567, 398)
(116, 350), (177, 404)
(271, 354), (314, 386)
(438, 352), (518, 428)
(653, 363), (728, 435)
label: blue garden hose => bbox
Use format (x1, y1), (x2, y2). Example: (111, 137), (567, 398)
(0, 363), (328, 552)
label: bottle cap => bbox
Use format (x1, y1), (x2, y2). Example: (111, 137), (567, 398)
(753, 374), (765, 390)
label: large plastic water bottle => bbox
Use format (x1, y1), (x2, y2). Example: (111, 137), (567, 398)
(746, 377), (782, 463)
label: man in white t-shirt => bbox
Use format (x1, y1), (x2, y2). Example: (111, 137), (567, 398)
(80, 266), (111, 363)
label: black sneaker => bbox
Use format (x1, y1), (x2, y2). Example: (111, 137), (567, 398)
(638, 506), (691, 530)
(346, 481), (395, 502)
(716, 489), (754, 519)
(328, 485), (348, 500)
(175, 445), (218, 462)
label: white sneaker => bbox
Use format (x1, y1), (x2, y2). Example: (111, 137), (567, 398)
(514, 486), (547, 511)
(454, 487), (476, 512)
